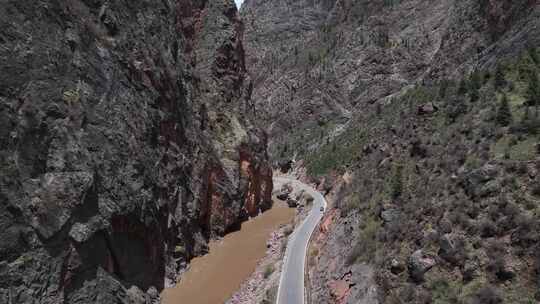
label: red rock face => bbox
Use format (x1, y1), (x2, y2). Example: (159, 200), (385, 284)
(197, 146), (273, 237)
(240, 146), (273, 216)
(328, 272), (354, 304)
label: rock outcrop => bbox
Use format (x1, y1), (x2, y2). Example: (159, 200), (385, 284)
(0, 0), (271, 303)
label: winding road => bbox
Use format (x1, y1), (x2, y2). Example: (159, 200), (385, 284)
(274, 176), (327, 304)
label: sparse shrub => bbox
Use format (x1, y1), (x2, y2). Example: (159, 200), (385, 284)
(532, 184), (540, 197)
(495, 216), (514, 233)
(512, 214), (539, 247)
(62, 89), (80, 103)
(346, 243), (363, 266)
(446, 96), (468, 123)
(398, 284), (415, 303)
(502, 202), (520, 221)
(430, 278), (460, 304)
(410, 139), (427, 158)
(470, 286), (502, 304)
(486, 240), (514, 281)
(518, 162), (529, 174)
(340, 198), (360, 217)
(174, 245), (186, 256)
(283, 225), (294, 237)
(261, 286), (278, 304)
(479, 218), (498, 238)
(449, 210), (472, 230)
(347, 217), (380, 265)
(487, 204), (500, 221)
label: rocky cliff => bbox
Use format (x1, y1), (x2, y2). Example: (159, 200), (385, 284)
(0, 0), (271, 303)
(242, 0), (540, 303)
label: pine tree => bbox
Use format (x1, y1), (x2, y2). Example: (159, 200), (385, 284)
(494, 64), (505, 91)
(470, 72), (482, 90)
(528, 47), (539, 65)
(523, 105), (530, 122)
(496, 94), (512, 126)
(390, 164), (403, 199)
(469, 72), (481, 102)
(439, 79), (449, 99)
(526, 71), (539, 106)
(457, 78), (468, 96)
(470, 87), (480, 102)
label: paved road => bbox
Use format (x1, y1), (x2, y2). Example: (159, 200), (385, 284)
(274, 176), (327, 304)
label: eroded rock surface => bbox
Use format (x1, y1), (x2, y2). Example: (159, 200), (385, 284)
(0, 0), (271, 303)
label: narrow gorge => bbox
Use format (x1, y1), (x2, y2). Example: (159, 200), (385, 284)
(1, 0), (540, 304)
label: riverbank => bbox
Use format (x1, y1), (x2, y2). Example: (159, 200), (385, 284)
(161, 200), (294, 304)
(226, 185), (315, 304)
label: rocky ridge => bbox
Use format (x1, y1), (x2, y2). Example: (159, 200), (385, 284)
(242, 0), (540, 303)
(242, 0), (539, 163)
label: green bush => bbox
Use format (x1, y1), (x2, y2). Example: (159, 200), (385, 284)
(263, 265), (274, 279)
(346, 217), (380, 265)
(430, 278), (460, 304)
(340, 195), (360, 217)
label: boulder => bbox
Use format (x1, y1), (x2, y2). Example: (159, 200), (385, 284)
(277, 183), (293, 200)
(408, 250), (436, 282)
(287, 199), (298, 208)
(478, 180), (501, 197)
(417, 102), (438, 115)
(381, 209), (401, 226)
(527, 163), (538, 179)
(278, 160), (293, 173)
(69, 216), (108, 243)
(125, 286), (148, 304)
(438, 234), (456, 257)
(147, 286), (159, 302)
(277, 192), (289, 201)
(390, 258), (405, 274)
(462, 259), (480, 282)
(438, 233), (465, 265)
(461, 164), (498, 197)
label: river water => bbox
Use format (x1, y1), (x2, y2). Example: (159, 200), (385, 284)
(161, 201), (294, 304)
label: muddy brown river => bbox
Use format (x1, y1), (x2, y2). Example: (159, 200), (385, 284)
(161, 201), (295, 304)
